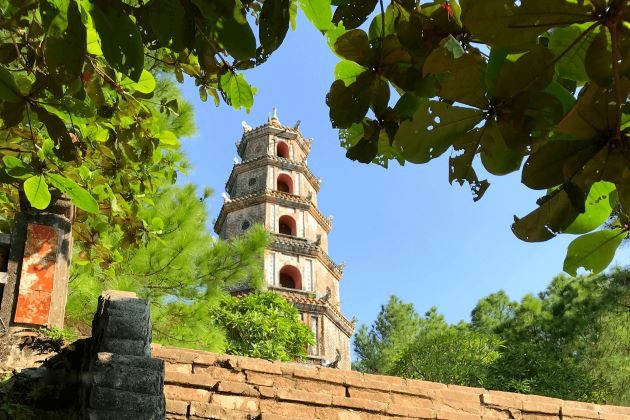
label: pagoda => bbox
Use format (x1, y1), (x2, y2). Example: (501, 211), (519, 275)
(214, 110), (354, 369)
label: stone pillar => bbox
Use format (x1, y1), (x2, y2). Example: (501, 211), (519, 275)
(0, 192), (74, 330)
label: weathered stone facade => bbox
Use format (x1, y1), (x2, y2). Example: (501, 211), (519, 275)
(214, 112), (354, 369)
(156, 345), (630, 420)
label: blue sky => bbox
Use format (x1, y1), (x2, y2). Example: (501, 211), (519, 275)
(179, 14), (628, 330)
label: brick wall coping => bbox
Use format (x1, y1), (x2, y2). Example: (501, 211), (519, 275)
(154, 344), (630, 420)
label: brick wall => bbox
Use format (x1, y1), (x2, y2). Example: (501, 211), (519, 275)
(153, 345), (630, 420)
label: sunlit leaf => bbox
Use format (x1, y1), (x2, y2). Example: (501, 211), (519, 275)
(24, 175), (51, 210)
(563, 229), (627, 276)
(47, 173), (99, 213)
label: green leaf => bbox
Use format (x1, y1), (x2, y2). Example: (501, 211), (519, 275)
(299, 0), (332, 31)
(585, 27), (612, 87)
(34, 107), (78, 162)
(46, 173), (99, 213)
(86, 27), (103, 56)
(120, 69), (156, 94)
(159, 130), (178, 146)
(548, 23), (596, 82)
(493, 45), (555, 99)
(395, 101), (483, 164)
(259, 0), (291, 54)
(44, 1), (86, 83)
(334, 30), (371, 67)
(512, 187), (581, 242)
(334, 60), (366, 86)
(24, 175), (52, 210)
(521, 139), (601, 189)
(148, 0), (187, 50)
(91, 1), (144, 81)
(564, 181), (616, 234)
(479, 122), (523, 176)
(424, 49), (487, 109)
(563, 229), (627, 276)
(332, 0), (377, 30)
(40, 0), (69, 37)
(3, 156), (35, 179)
(219, 72), (256, 111)
(0, 65), (22, 102)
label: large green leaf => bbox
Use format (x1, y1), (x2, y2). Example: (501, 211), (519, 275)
(332, 0), (377, 30)
(395, 101), (483, 164)
(3, 156), (35, 179)
(564, 181), (616, 234)
(46, 173), (99, 213)
(24, 175), (51, 210)
(493, 46), (555, 99)
(219, 72), (255, 111)
(0, 65), (22, 102)
(563, 229), (627, 276)
(120, 69), (156, 94)
(148, 0), (187, 51)
(548, 23), (596, 82)
(334, 60), (366, 86)
(44, 1), (86, 83)
(299, 0), (332, 31)
(40, 0), (70, 37)
(260, 0), (291, 54)
(91, 0), (144, 81)
(461, 0), (593, 51)
(479, 122), (523, 176)
(512, 187), (581, 242)
(334, 30), (371, 67)
(449, 129), (490, 202)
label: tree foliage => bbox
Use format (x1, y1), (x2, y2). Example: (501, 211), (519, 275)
(354, 269), (630, 404)
(66, 184), (270, 351)
(320, 0), (630, 275)
(210, 291), (315, 361)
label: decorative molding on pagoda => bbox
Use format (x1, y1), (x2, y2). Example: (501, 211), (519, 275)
(270, 234), (344, 280)
(225, 154), (321, 194)
(214, 189), (333, 234)
(236, 123), (312, 159)
(274, 288), (355, 337)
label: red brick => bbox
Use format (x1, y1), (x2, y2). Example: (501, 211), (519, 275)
(599, 405), (630, 415)
(435, 389), (482, 414)
(259, 400), (316, 418)
(347, 387), (391, 404)
(238, 357), (283, 375)
(522, 400), (560, 415)
(386, 403), (434, 418)
(292, 366), (322, 381)
(165, 400), (189, 415)
(447, 384), (485, 394)
(364, 373), (407, 387)
(246, 372), (275, 387)
(192, 365), (246, 382)
(216, 380), (259, 397)
(258, 386), (276, 398)
(482, 392), (524, 410)
(164, 361), (192, 374)
(189, 402), (228, 418)
(436, 409), (481, 420)
(406, 378), (448, 390)
(390, 391), (432, 407)
(211, 394), (259, 412)
(295, 379), (346, 396)
(561, 405), (599, 418)
(164, 384), (210, 402)
(165, 371), (218, 389)
(153, 346), (198, 364)
(331, 396), (386, 413)
(276, 388), (332, 406)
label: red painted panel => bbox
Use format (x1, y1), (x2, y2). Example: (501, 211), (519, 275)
(13, 224), (59, 325)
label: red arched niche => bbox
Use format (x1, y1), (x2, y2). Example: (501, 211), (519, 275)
(279, 265), (302, 290)
(276, 173), (293, 194)
(276, 142), (289, 158)
(278, 215), (297, 236)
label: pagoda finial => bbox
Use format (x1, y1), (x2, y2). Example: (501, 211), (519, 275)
(269, 107), (280, 127)
(272, 107), (278, 120)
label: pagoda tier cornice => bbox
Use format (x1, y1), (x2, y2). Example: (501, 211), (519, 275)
(234, 287), (354, 337)
(275, 289), (355, 337)
(214, 189), (333, 234)
(226, 154), (321, 193)
(270, 234), (344, 280)
(237, 124), (312, 158)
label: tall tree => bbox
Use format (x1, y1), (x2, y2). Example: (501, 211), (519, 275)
(353, 295), (422, 373)
(66, 184), (270, 350)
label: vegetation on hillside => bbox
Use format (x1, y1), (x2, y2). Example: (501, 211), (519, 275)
(354, 269), (630, 405)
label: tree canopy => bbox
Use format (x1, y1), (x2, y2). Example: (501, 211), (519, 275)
(2, 0), (628, 275)
(354, 269), (630, 405)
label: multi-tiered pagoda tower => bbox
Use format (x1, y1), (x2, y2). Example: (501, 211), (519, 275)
(214, 110), (354, 369)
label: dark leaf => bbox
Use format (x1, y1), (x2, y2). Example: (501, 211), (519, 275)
(259, 0), (291, 54)
(332, 0), (378, 30)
